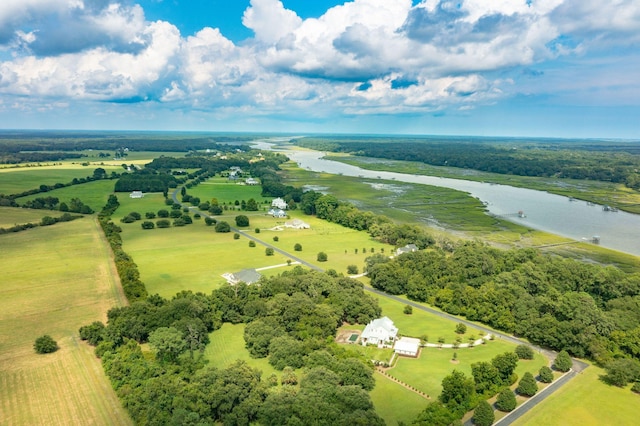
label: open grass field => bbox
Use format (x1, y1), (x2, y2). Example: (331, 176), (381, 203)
(188, 177), (269, 206)
(15, 180), (117, 213)
(0, 207), (47, 228)
(513, 364), (638, 426)
(0, 215), (130, 425)
(117, 190), (393, 297)
(0, 166), (116, 196)
(204, 323), (277, 377)
(369, 372), (430, 425)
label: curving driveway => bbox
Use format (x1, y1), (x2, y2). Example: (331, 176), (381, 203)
(172, 185), (587, 426)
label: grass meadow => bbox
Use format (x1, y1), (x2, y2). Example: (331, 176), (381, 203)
(0, 212), (130, 425)
(513, 363), (638, 426)
(0, 207), (47, 228)
(15, 180), (117, 212)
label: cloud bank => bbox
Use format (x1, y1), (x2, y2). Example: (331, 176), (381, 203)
(0, 0), (638, 128)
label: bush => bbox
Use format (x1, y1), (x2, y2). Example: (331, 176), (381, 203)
(169, 210), (182, 218)
(255, 228), (260, 233)
(128, 212), (141, 220)
(273, 236), (279, 242)
(141, 221), (155, 229)
(157, 209), (169, 218)
(515, 344), (535, 360)
(156, 219), (171, 228)
(347, 265), (359, 274)
(553, 350), (573, 372)
(235, 215), (250, 227)
(516, 372), (538, 397)
(632, 382), (640, 394)
(539, 366), (554, 383)
(473, 400), (495, 426)
(173, 218), (186, 227)
(215, 221), (231, 233)
(120, 215), (136, 223)
(495, 388), (517, 412)
(204, 217), (217, 226)
(79, 321), (105, 346)
(317, 252), (328, 262)
(145, 212), (156, 219)
(34, 335), (58, 354)
(249, 240), (256, 247)
(181, 214), (193, 224)
(234, 233), (240, 240)
(455, 323), (467, 334)
(294, 243), (302, 251)
(265, 248), (274, 256)
(41, 216), (57, 226)
(403, 305), (413, 315)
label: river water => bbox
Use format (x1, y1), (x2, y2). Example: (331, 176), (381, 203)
(254, 140), (640, 257)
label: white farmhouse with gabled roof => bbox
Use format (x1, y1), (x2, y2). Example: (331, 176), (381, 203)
(271, 197), (288, 210)
(394, 336), (421, 357)
(361, 316), (398, 348)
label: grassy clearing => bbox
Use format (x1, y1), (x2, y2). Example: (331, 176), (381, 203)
(0, 216), (130, 425)
(188, 177), (270, 206)
(513, 364), (638, 426)
(0, 207), (48, 228)
(369, 372), (429, 425)
(15, 180), (117, 212)
(205, 323), (277, 378)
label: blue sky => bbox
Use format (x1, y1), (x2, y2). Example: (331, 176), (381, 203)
(0, 0), (638, 138)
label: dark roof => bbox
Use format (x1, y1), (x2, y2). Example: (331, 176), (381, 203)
(233, 269), (262, 284)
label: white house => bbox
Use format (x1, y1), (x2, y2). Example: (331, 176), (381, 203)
(268, 208), (287, 218)
(361, 316), (398, 347)
(271, 197), (288, 210)
(222, 269), (262, 285)
(129, 191), (144, 198)
(394, 337), (421, 357)
(396, 243), (418, 256)
(284, 219), (310, 229)
(245, 178), (259, 185)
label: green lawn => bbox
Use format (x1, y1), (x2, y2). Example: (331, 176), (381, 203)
(188, 177), (269, 206)
(15, 179), (117, 212)
(0, 215), (130, 425)
(0, 207), (49, 228)
(513, 364), (639, 426)
(370, 372), (430, 425)
(205, 323), (278, 378)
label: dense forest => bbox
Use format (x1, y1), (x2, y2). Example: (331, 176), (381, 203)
(80, 269), (384, 426)
(296, 137), (640, 190)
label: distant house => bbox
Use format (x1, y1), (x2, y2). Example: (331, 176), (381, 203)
(129, 191), (144, 199)
(268, 208), (287, 218)
(222, 269), (262, 285)
(394, 337), (421, 357)
(284, 219), (310, 229)
(361, 316), (398, 347)
(396, 244), (418, 256)
(245, 178), (259, 185)
(271, 197), (288, 210)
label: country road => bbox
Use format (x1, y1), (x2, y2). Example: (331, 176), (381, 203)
(171, 185), (588, 426)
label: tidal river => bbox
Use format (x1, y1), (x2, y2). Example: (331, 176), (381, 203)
(254, 140), (640, 257)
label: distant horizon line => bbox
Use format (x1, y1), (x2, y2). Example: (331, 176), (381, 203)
(0, 128), (638, 143)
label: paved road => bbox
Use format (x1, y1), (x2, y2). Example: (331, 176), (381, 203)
(172, 185), (588, 425)
(171, 188), (323, 272)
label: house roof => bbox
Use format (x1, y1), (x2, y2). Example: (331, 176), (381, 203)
(224, 268), (262, 285)
(397, 243), (418, 254)
(362, 316), (398, 340)
(394, 337), (421, 354)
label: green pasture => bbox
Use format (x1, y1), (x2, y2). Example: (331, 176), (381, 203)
(205, 323), (277, 377)
(0, 207), (47, 228)
(370, 292), (485, 343)
(0, 165), (117, 196)
(370, 372), (430, 425)
(513, 364), (637, 426)
(188, 177), (268, 205)
(0, 216), (130, 425)
(16, 180), (116, 212)
(327, 154), (640, 214)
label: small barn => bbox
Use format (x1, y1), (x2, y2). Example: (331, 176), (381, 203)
(271, 197), (288, 210)
(394, 337), (421, 357)
(129, 191), (144, 198)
